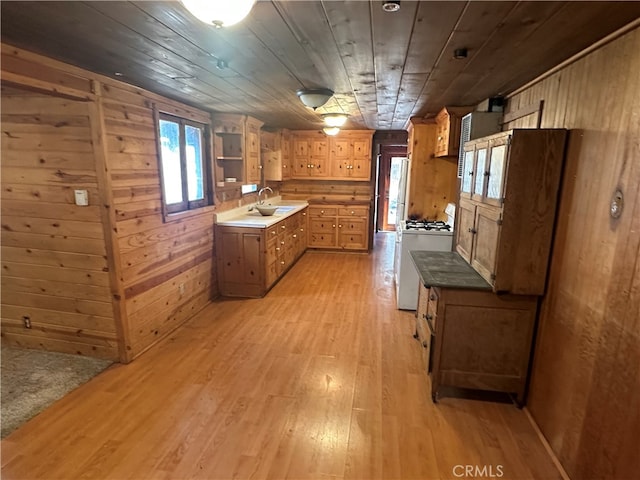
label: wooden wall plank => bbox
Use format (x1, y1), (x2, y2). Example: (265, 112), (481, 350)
(504, 26), (640, 480)
(1, 87), (118, 360)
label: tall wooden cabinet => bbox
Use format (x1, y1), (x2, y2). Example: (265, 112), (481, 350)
(457, 129), (567, 294)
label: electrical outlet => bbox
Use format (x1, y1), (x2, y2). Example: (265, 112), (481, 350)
(23, 316), (32, 329)
(179, 283), (185, 295)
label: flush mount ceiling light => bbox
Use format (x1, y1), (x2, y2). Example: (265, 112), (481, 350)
(322, 113), (348, 127)
(296, 88), (334, 110)
(180, 0), (256, 28)
(382, 1), (401, 12)
(323, 126), (341, 136)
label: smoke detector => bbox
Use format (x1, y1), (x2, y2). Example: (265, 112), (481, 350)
(382, 1), (400, 13)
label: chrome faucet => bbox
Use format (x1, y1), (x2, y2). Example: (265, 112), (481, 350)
(257, 186), (273, 205)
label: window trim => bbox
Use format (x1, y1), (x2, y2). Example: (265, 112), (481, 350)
(154, 107), (213, 222)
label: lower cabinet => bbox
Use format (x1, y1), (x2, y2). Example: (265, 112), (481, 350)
(307, 204), (370, 251)
(416, 283), (537, 405)
(216, 208), (307, 297)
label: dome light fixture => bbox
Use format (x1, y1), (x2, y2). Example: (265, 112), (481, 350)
(180, 0), (257, 28)
(322, 113), (348, 127)
(296, 88), (334, 110)
(323, 126), (341, 136)
(382, 1), (401, 13)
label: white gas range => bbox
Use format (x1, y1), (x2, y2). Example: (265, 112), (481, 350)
(394, 204), (455, 310)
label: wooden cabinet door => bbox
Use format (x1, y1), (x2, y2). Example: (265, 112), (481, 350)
(310, 137), (329, 177)
(244, 120), (262, 184)
(471, 205), (502, 287)
(348, 158), (370, 180)
(456, 198), (476, 262)
(281, 130), (291, 180)
(337, 218), (366, 250)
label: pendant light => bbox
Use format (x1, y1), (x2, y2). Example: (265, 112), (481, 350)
(181, 0), (257, 28)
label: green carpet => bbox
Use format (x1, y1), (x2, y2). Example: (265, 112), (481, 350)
(1, 346), (112, 438)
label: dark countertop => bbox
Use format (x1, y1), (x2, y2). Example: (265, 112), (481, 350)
(409, 251), (492, 290)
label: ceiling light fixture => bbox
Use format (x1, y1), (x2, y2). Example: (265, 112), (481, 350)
(323, 126), (341, 136)
(322, 113), (348, 127)
(180, 0), (256, 28)
(296, 88), (334, 110)
(382, 1), (401, 13)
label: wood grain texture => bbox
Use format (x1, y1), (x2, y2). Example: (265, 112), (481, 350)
(0, 234), (563, 480)
(406, 120), (458, 221)
(504, 26), (640, 480)
(0, 88), (118, 360)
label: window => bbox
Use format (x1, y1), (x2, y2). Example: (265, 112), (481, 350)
(157, 113), (211, 216)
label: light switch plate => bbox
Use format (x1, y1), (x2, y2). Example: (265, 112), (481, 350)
(74, 189), (89, 206)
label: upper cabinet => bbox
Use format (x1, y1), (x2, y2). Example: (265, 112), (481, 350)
(290, 130), (373, 181)
(212, 113), (264, 185)
(329, 130), (373, 181)
(291, 131), (330, 178)
(435, 106), (472, 157)
(456, 129), (567, 295)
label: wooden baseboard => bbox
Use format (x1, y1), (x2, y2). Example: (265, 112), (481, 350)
(523, 407), (572, 480)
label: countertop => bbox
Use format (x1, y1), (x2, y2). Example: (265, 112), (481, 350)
(215, 198), (309, 228)
(409, 251), (492, 290)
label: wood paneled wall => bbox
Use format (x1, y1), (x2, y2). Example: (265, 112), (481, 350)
(1, 45), (221, 362)
(504, 27), (640, 480)
(1, 87), (118, 359)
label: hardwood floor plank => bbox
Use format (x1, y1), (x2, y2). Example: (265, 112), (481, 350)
(1, 233), (562, 479)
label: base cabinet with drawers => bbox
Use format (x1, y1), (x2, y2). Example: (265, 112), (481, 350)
(215, 208), (307, 297)
(307, 204), (370, 251)
(416, 282), (537, 406)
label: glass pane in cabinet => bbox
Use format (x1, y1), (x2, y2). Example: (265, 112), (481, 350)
(461, 150), (474, 193)
(487, 145), (506, 199)
(474, 148), (487, 196)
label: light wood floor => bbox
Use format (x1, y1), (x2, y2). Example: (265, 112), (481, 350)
(1, 233), (562, 480)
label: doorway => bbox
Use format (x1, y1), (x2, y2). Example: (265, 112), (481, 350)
(376, 145), (408, 231)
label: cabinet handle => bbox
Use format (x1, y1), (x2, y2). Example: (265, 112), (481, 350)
(321, 210), (324, 214)
(351, 211), (355, 215)
(276, 247), (280, 251)
(423, 341), (428, 348)
(468, 228), (477, 234)
(293, 234), (297, 238)
(468, 171), (474, 176)
(332, 224), (336, 228)
(302, 212), (306, 216)
(280, 241), (285, 245)
(281, 225), (286, 229)
(281, 261), (285, 265)
(300, 228), (304, 232)
(271, 231), (276, 235)
(484, 171), (490, 176)
(430, 294), (436, 301)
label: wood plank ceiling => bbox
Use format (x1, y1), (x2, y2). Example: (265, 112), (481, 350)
(2, 1), (639, 130)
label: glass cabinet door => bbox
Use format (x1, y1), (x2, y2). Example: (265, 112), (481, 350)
(487, 142), (507, 202)
(461, 149), (474, 195)
(473, 147), (487, 198)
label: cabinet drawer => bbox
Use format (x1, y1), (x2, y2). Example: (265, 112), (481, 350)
(338, 207), (368, 217)
(338, 219), (366, 233)
(310, 218), (336, 233)
(427, 288), (439, 331)
(308, 206), (337, 217)
(309, 232), (335, 247)
(338, 232), (366, 249)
